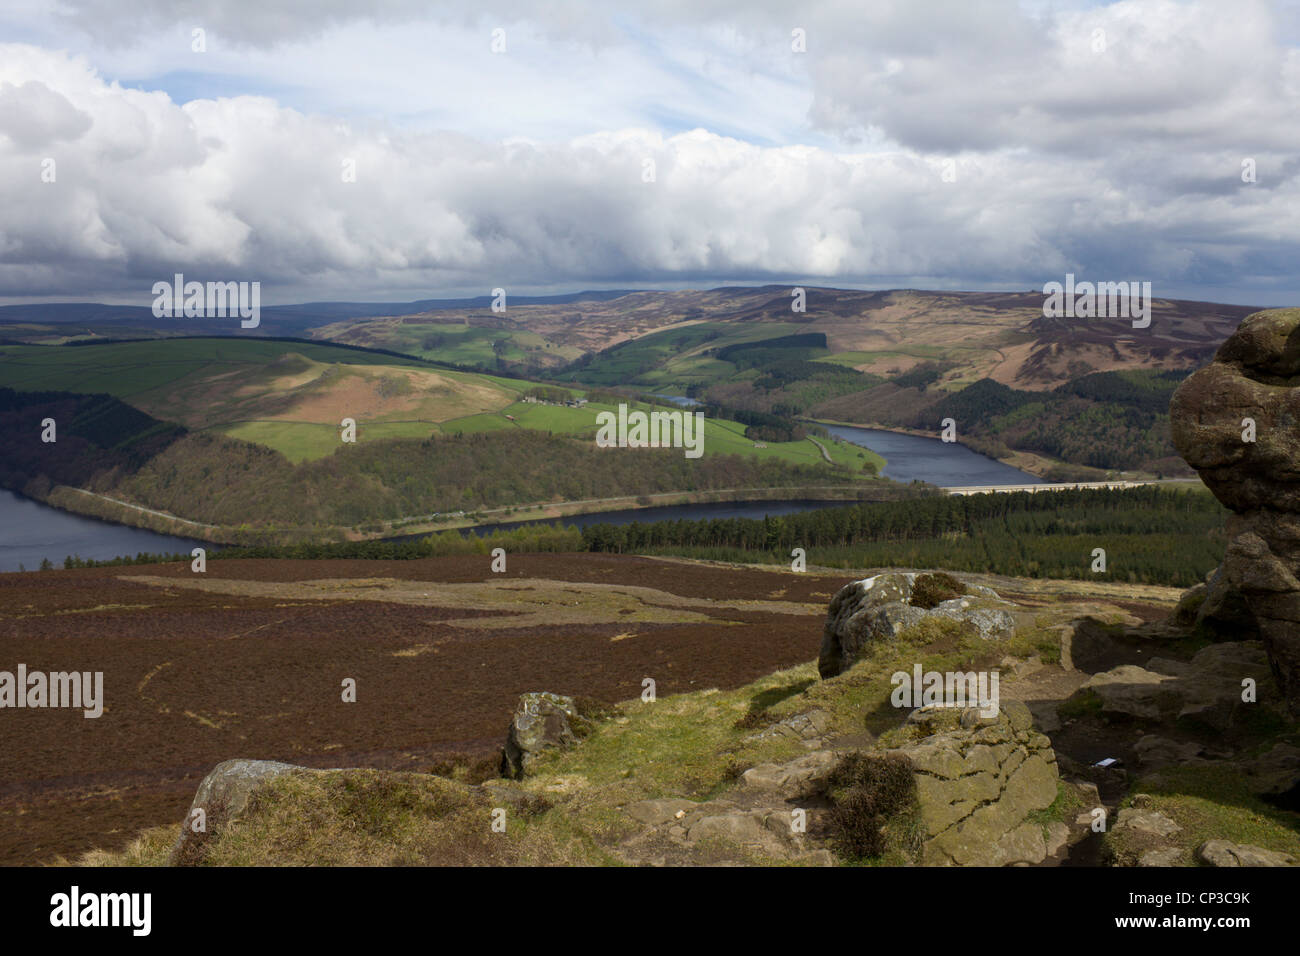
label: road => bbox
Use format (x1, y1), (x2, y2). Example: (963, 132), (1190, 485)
(65, 488), (218, 530)
(806, 436), (833, 463)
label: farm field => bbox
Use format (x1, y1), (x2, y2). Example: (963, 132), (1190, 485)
(310, 317), (585, 368)
(440, 399), (884, 472)
(0, 338), (879, 472)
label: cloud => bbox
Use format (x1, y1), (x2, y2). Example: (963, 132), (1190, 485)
(45, 0), (1298, 156)
(803, 0), (1300, 158)
(0, 2), (1298, 304)
(0, 80), (92, 148)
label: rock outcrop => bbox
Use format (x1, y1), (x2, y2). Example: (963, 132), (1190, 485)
(893, 701), (1061, 866)
(170, 758), (308, 865)
(1170, 308), (1300, 712)
(620, 749), (839, 866)
(1074, 642), (1273, 730)
(500, 692), (594, 779)
(820, 572), (1018, 678)
(616, 702), (1070, 867)
(1196, 839), (1296, 867)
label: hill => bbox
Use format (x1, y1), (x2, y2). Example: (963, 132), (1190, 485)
(0, 337), (526, 462)
(0, 338), (896, 542)
(306, 286), (1256, 477)
(310, 286), (1255, 387)
(1, 287), (1261, 494)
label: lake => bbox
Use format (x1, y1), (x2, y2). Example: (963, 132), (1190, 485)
(0, 427), (1040, 568)
(466, 428), (1041, 536)
(0, 489), (203, 573)
(821, 424), (1045, 487)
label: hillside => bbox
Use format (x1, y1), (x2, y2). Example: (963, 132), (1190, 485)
(23, 555), (1293, 869)
(307, 287), (1256, 478)
(0, 336), (881, 467)
(0, 287), (1260, 492)
(312, 286), (1255, 388)
(0, 338), (897, 542)
(0, 338), (525, 462)
(817, 369), (1196, 478)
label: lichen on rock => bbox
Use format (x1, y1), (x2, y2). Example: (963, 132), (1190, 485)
(819, 572), (1017, 678)
(1170, 308), (1300, 713)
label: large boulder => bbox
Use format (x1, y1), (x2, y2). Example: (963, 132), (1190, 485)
(1170, 308), (1300, 713)
(819, 573), (1017, 678)
(170, 758), (308, 865)
(500, 692), (594, 779)
(928, 599), (1018, 642)
(892, 701), (1061, 866)
(820, 573), (918, 677)
(1072, 641), (1274, 730)
(1240, 742), (1300, 799)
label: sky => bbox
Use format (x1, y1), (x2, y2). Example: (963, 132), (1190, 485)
(0, 0), (1298, 306)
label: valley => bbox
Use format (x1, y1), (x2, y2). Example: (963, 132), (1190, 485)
(0, 285), (1254, 548)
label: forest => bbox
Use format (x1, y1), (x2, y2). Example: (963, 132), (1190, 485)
(1, 386), (886, 538)
(55, 486), (1227, 589)
(581, 485), (1227, 587)
(869, 369), (1192, 475)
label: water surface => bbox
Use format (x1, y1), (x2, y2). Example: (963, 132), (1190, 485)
(821, 424), (1043, 486)
(0, 489), (202, 572)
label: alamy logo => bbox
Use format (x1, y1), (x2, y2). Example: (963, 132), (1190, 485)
(595, 403), (704, 459)
(1042, 273), (1151, 329)
(890, 663), (999, 718)
(0, 665), (103, 718)
(50, 886), (150, 936)
(152, 273), (261, 328)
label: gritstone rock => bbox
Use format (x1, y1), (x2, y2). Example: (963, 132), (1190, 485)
(1171, 308), (1300, 713)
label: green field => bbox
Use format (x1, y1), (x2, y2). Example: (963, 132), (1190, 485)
(216, 420), (443, 463)
(370, 322), (584, 367)
(0, 338), (444, 397)
(441, 399), (884, 472)
(0, 338), (884, 474)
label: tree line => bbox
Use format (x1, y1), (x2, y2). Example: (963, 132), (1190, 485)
(50, 486), (1226, 589)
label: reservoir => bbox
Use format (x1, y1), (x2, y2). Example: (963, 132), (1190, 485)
(0, 489), (202, 573)
(468, 428), (1042, 536)
(0, 428), (1041, 568)
(821, 424), (1045, 487)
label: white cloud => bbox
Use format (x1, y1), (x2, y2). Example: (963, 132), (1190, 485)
(0, 1), (1297, 304)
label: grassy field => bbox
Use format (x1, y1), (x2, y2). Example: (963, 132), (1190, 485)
(0, 338), (885, 472)
(440, 398), (885, 472)
(216, 420), (442, 463)
(327, 320), (586, 367)
(0, 338), (534, 461)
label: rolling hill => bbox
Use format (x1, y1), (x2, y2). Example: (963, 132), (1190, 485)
(0, 338), (527, 462)
(0, 285), (1260, 491)
(309, 286), (1257, 390)
(302, 286), (1257, 477)
(0, 336), (890, 540)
